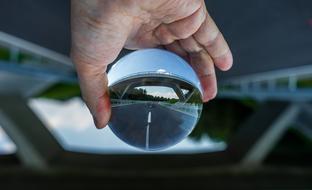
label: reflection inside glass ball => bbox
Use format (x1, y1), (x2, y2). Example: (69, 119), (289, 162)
(109, 76), (203, 151)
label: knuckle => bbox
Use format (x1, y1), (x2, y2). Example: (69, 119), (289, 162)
(203, 32), (220, 48)
(154, 25), (176, 44)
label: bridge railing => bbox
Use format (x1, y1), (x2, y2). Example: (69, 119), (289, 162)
(218, 64), (312, 101)
(0, 31), (72, 68)
(0, 31), (77, 83)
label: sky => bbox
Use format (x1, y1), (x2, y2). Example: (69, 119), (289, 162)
(135, 86), (179, 99)
(0, 127), (16, 154)
(0, 97), (226, 155)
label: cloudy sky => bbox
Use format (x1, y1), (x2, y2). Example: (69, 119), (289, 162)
(135, 86), (179, 99)
(0, 98), (225, 154)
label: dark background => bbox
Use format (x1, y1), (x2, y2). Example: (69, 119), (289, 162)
(0, 1), (311, 189)
(0, 0), (311, 79)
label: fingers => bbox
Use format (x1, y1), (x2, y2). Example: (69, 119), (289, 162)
(75, 63), (111, 129)
(71, 1), (131, 129)
(193, 11), (233, 71)
(154, 2), (231, 103)
(179, 35), (203, 53)
(189, 51), (217, 102)
(154, 2), (206, 45)
(71, 48), (120, 129)
(179, 36), (217, 102)
(165, 41), (188, 60)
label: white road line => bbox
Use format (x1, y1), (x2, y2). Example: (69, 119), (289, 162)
(148, 111), (151, 123)
(145, 124), (150, 150)
(146, 111), (151, 150)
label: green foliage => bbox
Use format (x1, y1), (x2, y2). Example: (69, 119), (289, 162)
(0, 47), (10, 61)
(125, 87), (179, 103)
(0, 47), (39, 64)
(38, 83), (81, 100)
(186, 90), (202, 104)
(189, 98), (257, 142)
(240, 98), (259, 109)
(297, 78), (312, 88)
(288, 127), (312, 146)
(18, 52), (35, 63)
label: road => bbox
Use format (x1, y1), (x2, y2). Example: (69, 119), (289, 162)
(0, 0), (311, 80)
(109, 102), (198, 150)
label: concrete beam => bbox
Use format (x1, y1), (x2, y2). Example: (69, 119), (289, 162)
(0, 94), (63, 169)
(0, 70), (57, 97)
(293, 104), (312, 139)
(227, 101), (301, 167)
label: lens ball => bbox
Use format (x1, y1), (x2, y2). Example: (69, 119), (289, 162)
(108, 49), (203, 151)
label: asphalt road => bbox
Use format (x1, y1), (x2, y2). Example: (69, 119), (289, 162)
(0, 0), (311, 79)
(109, 102), (198, 150)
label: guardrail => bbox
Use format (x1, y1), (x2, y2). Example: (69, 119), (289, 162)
(111, 99), (201, 117)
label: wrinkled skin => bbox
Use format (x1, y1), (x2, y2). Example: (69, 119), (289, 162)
(71, 0), (233, 129)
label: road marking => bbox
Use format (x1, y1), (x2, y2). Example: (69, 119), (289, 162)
(148, 111), (151, 123)
(145, 124), (150, 150)
(146, 111), (151, 150)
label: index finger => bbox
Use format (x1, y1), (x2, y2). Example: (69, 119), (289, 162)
(72, 54), (111, 129)
(193, 10), (233, 71)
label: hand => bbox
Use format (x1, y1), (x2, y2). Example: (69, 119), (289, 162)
(71, 0), (233, 129)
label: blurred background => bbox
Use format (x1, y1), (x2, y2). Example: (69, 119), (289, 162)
(0, 0), (311, 189)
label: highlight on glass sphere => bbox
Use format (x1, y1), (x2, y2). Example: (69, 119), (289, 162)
(107, 48), (203, 151)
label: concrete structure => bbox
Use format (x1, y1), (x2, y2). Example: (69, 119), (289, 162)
(0, 0), (311, 188)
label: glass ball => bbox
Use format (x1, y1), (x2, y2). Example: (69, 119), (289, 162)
(108, 49), (203, 151)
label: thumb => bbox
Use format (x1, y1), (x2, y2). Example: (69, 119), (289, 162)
(71, 40), (127, 128)
(75, 62), (111, 129)
(71, 32), (128, 129)
(70, 1), (133, 128)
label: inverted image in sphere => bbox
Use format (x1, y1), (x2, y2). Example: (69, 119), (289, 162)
(108, 49), (203, 151)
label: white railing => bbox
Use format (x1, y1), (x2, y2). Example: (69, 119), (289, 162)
(111, 99), (201, 117)
(0, 31), (77, 84)
(220, 64), (312, 84)
(0, 31), (73, 67)
(218, 64), (312, 101)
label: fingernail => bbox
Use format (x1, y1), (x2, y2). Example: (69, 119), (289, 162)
(94, 91), (111, 129)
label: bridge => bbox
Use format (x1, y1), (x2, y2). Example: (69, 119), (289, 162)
(218, 64), (312, 101)
(0, 0), (311, 188)
(111, 99), (202, 118)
